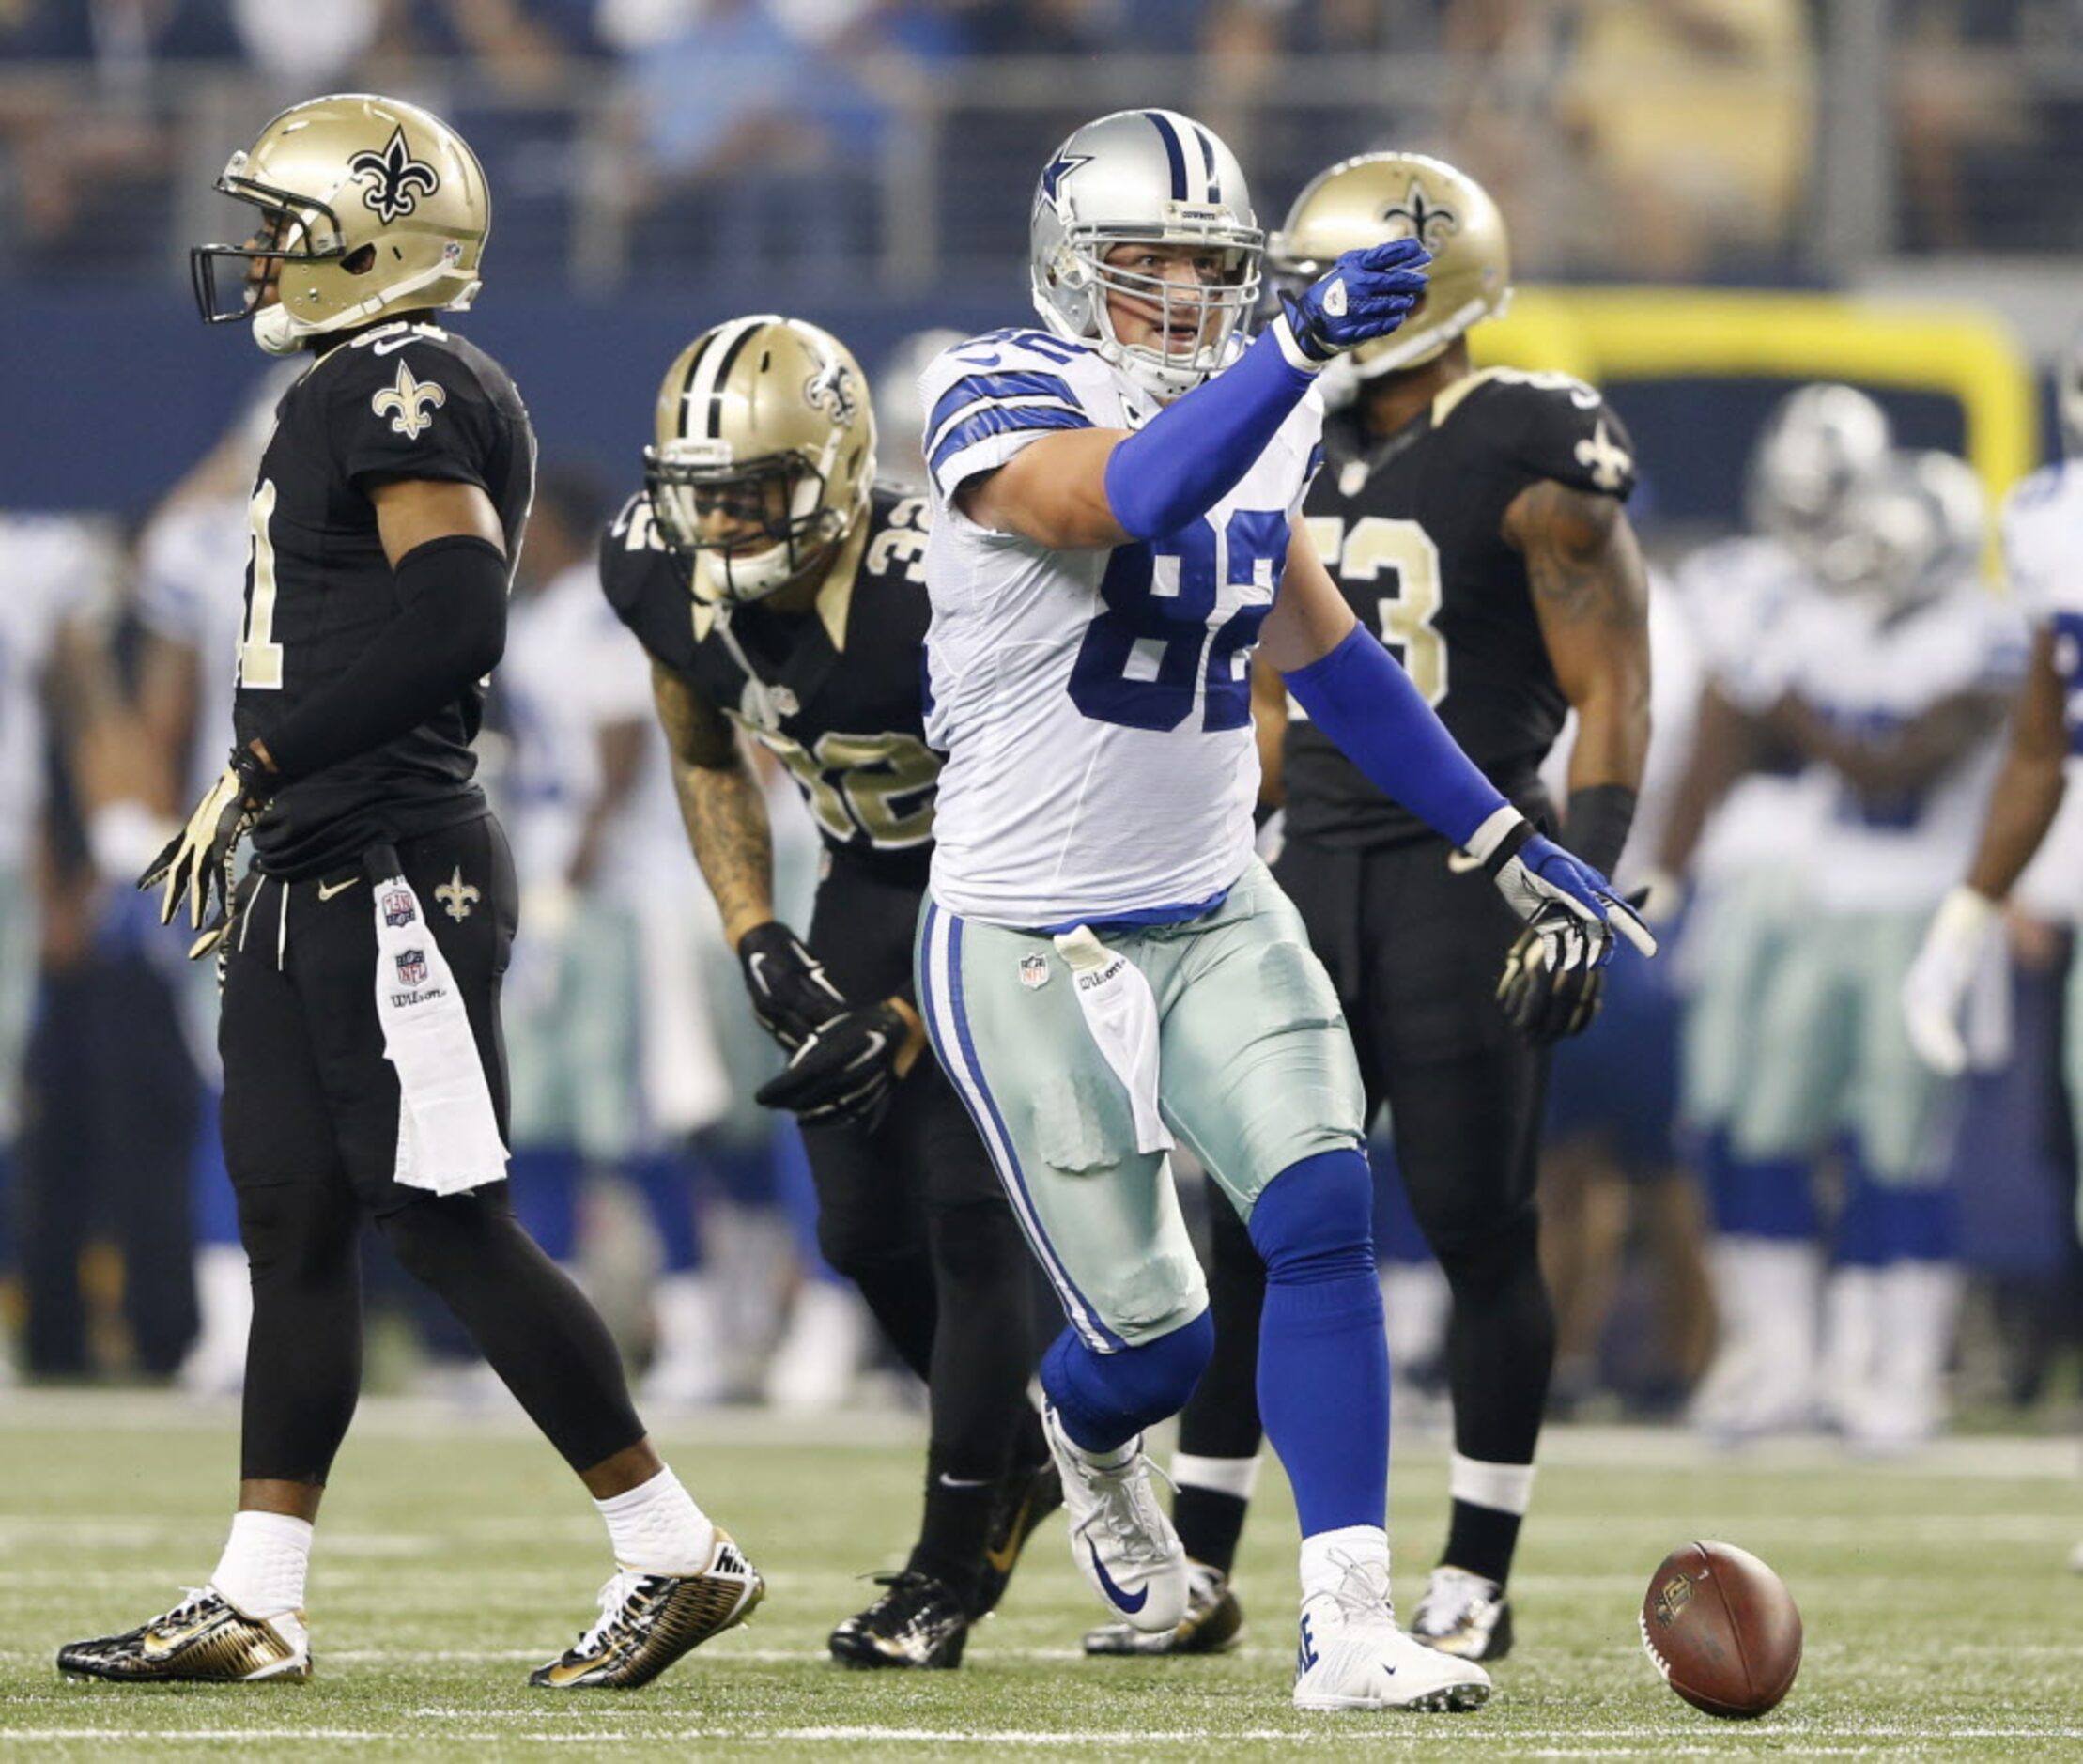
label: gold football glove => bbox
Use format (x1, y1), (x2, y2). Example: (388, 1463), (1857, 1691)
(138, 761), (256, 936)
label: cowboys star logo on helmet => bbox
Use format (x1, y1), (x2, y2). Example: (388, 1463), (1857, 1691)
(191, 93), (489, 356)
(348, 125), (441, 224)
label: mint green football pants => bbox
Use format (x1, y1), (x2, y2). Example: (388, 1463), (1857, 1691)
(915, 859), (1367, 1351)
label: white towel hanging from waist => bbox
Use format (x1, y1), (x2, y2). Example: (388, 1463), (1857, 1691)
(369, 865), (507, 1196)
(1053, 925), (1174, 1155)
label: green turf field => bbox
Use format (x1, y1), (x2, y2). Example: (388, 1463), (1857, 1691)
(1, 1392), (2078, 1759)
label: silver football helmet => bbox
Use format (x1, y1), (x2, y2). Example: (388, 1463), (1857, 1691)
(1030, 109), (1262, 400)
(1823, 449), (1984, 602)
(1747, 383), (1892, 570)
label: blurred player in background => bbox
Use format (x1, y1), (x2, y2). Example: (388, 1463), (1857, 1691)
(1094, 151), (1651, 1665)
(0, 514), (125, 1378)
(61, 94), (760, 1692)
(1657, 385), (1890, 1439)
(1695, 449), (2023, 1449)
(916, 112), (1650, 1713)
(602, 315), (1054, 1668)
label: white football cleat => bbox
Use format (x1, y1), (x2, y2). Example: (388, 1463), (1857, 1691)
(1293, 1554), (1490, 1712)
(1043, 1403), (1187, 1633)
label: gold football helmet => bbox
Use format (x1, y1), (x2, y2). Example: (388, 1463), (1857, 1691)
(192, 93), (489, 357)
(645, 315), (876, 606)
(1269, 152), (1510, 379)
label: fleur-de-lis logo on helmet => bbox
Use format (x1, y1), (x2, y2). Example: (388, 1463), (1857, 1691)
(803, 355), (859, 426)
(349, 125), (441, 224)
(1381, 180), (1459, 251)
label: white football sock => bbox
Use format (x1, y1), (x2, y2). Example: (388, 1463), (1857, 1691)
(1449, 1452), (1536, 1518)
(596, 1467), (716, 1575)
(1171, 1451), (1260, 1501)
(1299, 1524), (1389, 1601)
(209, 1511), (313, 1619)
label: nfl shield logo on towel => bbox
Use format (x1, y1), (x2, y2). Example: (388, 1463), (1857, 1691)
(383, 890), (416, 928)
(396, 949), (428, 987)
(1018, 953), (1050, 991)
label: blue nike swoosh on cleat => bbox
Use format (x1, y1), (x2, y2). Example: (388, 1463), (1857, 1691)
(1088, 1541), (1148, 1614)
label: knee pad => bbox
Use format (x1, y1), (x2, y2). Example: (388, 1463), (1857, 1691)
(1042, 1309), (1215, 1449)
(1249, 1148), (1375, 1285)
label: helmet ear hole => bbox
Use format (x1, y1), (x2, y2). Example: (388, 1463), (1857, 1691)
(342, 244), (378, 276)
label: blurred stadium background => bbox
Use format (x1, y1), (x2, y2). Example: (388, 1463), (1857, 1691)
(2, 0), (2080, 1462)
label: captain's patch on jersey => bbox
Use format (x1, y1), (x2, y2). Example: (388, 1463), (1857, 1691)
(372, 360), (446, 440)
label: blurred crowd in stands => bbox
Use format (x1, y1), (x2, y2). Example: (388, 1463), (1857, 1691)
(3, 1), (2083, 286)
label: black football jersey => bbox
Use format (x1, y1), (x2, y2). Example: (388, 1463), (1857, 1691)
(600, 483), (937, 883)
(1284, 367), (1637, 848)
(234, 319), (535, 876)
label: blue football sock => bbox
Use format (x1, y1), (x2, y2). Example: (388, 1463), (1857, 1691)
(631, 1151), (702, 1273)
(1250, 1147), (1388, 1537)
(1838, 1161), (1957, 1266)
(1715, 1155), (1816, 1241)
(505, 1146), (581, 1263)
(1041, 1312), (1215, 1455)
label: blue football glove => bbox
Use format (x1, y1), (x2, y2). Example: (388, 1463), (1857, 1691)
(1477, 814), (1657, 973)
(1273, 239), (1432, 367)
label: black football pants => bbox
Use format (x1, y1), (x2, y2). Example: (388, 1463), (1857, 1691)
(219, 814), (643, 1483)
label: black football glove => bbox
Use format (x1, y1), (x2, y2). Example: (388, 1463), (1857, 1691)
(138, 747), (270, 936)
(1497, 905), (1606, 1044)
(736, 921), (848, 1049)
(753, 1000), (907, 1131)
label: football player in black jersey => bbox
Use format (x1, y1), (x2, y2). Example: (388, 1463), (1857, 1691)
(59, 96), (762, 1692)
(601, 315), (1056, 1668)
(1086, 153), (1651, 1663)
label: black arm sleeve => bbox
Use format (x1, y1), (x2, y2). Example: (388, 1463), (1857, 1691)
(1564, 782), (1637, 879)
(261, 534), (508, 783)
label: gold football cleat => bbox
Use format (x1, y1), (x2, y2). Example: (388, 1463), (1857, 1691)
(532, 1532), (764, 1689)
(57, 1589), (311, 1683)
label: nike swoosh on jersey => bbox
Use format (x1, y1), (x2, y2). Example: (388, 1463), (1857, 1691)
(371, 335), (421, 356)
(1088, 1540), (1149, 1615)
(317, 877), (361, 900)
(1445, 848), (1486, 874)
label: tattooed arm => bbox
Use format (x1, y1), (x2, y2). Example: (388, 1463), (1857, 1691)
(1504, 477), (1652, 874)
(651, 657), (775, 947)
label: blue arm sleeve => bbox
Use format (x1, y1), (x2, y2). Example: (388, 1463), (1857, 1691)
(1283, 623), (1509, 851)
(1103, 327), (1319, 540)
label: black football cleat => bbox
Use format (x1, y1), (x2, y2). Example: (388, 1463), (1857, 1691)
(973, 1458), (1064, 1618)
(1411, 1565), (1515, 1662)
(58, 1588), (311, 1683)
(829, 1571), (970, 1669)
(531, 1532), (763, 1689)
(1082, 1559), (1245, 1656)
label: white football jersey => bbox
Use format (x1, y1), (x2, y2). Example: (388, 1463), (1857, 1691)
(1785, 581), (2027, 913)
(0, 516), (113, 872)
(1673, 534), (1829, 888)
(2000, 460), (2083, 921)
(135, 494), (252, 802)
(918, 328), (1322, 927)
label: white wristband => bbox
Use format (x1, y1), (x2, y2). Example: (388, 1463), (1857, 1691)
(1269, 313), (1328, 377)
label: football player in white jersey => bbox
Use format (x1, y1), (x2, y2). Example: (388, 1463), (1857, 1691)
(1906, 332), (2083, 1084)
(1656, 386), (1888, 1439)
(1713, 450), (2022, 1448)
(912, 108), (1651, 1713)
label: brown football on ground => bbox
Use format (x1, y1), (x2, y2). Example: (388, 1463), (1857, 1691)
(1639, 1540), (1802, 1718)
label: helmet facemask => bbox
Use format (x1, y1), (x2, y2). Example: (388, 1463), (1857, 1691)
(644, 443), (842, 605)
(192, 180), (358, 357)
(1057, 226), (1260, 399)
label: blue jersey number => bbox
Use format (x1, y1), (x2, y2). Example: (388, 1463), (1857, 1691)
(1068, 509), (1288, 733)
